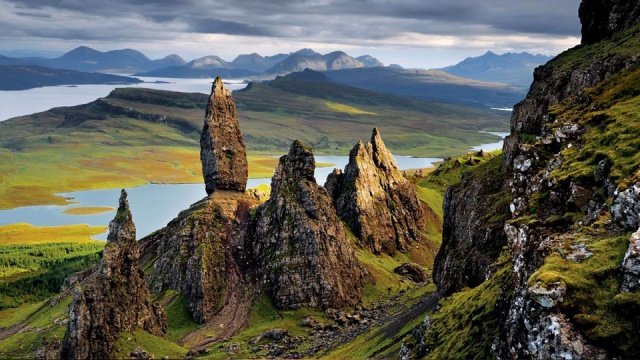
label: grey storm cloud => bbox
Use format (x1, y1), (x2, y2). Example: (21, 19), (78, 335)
(0, 0), (582, 57)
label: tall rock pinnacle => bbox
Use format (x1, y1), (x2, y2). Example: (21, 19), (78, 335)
(250, 140), (365, 310)
(62, 190), (166, 359)
(326, 128), (425, 255)
(200, 76), (248, 195)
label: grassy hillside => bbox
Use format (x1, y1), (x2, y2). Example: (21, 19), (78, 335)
(0, 80), (507, 209)
(234, 76), (509, 156)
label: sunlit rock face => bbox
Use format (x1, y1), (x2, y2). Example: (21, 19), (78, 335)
(250, 140), (365, 310)
(200, 76), (248, 195)
(62, 190), (166, 360)
(326, 128), (425, 255)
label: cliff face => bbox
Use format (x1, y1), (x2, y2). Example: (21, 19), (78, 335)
(62, 190), (166, 359)
(326, 128), (425, 255)
(200, 76), (248, 194)
(422, 0), (640, 358)
(139, 191), (259, 325)
(579, 0), (640, 44)
(433, 155), (509, 296)
(250, 140), (365, 310)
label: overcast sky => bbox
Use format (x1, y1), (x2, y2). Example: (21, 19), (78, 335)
(1, 0), (582, 68)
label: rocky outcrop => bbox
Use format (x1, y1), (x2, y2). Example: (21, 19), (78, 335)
(422, 1), (640, 359)
(621, 228), (640, 292)
(433, 157), (509, 296)
(62, 190), (166, 359)
(139, 191), (259, 324)
(200, 76), (248, 194)
(326, 128), (425, 255)
(579, 0), (640, 44)
(250, 140), (365, 309)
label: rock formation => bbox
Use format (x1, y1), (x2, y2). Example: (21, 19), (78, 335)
(200, 76), (248, 194)
(62, 190), (166, 359)
(326, 128), (425, 255)
(250, 140), (365, 309)
(433, 157), (509, 296)
(413, 0), (640, 358)
(139, 191), (259, 325)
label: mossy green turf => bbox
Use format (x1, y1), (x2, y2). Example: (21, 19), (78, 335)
(528, 232), (640, 356)
(548, 64), (640, 189)
(0, 296), (71, 358)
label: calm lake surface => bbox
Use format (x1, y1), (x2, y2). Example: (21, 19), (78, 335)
(0, 155), (441, 240)
(0, 77), (247, 121)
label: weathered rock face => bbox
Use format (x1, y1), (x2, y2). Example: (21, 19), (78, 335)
(326, 128), (425, 255)
(250, 140), (365, 310)
(621, 228), (640, 292)
(62, 190), (166, 360)
(200, 76), (248, 194)
(139, 191), (260, 325)
(425, 1), (640, 358)
(579, 0), (640, 44)
(433, 157), (509, 296)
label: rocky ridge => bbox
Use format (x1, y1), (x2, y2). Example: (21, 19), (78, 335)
(61, 190), (166, 359)
(250, 140), (366, 309)
(408, 0), (640, 359)
(200, 76), (248, 194)
(326, 128), (425, 255)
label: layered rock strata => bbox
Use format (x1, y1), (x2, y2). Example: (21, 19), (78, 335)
(62, 190), (166, 359)
(250, 140), (365, 309)
(200, 76), (248, 194)
(326, 128), (425, 255)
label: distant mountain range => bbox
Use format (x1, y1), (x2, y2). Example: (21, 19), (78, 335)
(317, 67), (527, 108)
(136, 48), (384, 78)
(0, 46), (385, 77)
(437, 51), (553, 87)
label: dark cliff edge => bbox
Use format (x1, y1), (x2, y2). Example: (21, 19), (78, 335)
(403, 0), (640, 359)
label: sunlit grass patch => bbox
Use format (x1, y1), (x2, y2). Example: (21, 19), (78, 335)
(0, 223), (107, 245)
(325, 101), (378, 115)
(62, 206), (115, 215)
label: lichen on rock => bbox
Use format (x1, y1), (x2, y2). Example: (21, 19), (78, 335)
(250, 140), (365, 310)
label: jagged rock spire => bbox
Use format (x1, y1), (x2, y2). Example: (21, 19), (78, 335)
(326, 128), (425, 255)
(106, 189), (135, 244)
(200, 76), (248, 195)
(62, 189), (166, 359)
(250, 140), (365, 310)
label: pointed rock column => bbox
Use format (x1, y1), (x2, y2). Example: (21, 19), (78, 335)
(250, 140), (365, 310)
(200, 77), (248, 195)
(326, 128), (425, 255)
(62, 190), (166, 360)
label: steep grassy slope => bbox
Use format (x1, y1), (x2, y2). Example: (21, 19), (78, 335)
(399, 8), (640, 359)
